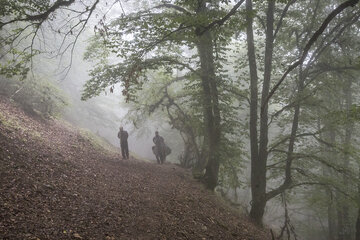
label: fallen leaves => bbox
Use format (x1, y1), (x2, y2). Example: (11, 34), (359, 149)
(0, 96), (270, 240)
(73, 233), (82, 239)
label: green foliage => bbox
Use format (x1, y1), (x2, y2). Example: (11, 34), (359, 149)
(0, 49), (35, 80)
(81, 0), (250, 190)
(0, 75), (69, 118)
(120, 65), (247, 188)
(0, 3), (44, 80)
(218, 136), (245, 189)
(82, 0), (246, 101)
(0, 0), (50, 18)
(324, 104), (360, 126)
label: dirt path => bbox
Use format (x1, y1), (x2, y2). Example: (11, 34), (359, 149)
(0, 97), (270, 240)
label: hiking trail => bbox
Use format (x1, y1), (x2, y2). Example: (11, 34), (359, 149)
(0, 97), (270, 239)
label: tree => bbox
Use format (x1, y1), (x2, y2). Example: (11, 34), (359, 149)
(244, 0), (360, 225)
(82, 0), (247, 190)
(0, 0), (101, 76)
(263, 13), (360, 238)
(2, 0), (360, 234)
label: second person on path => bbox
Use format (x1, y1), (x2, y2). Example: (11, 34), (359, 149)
(152, 131), (167, 164)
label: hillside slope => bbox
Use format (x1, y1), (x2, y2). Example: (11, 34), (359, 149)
(0, 97), (270, 240)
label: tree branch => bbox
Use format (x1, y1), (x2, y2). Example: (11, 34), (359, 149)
(274, 0), (297, 39)
(306, 12), (360, 69)
(255, 15), (266, 30)
(0, 0), (76, 29)
(222, 86), (250, 104)
(262, 0), (360, 113)
(62, 0), (100, 77)
(198, 0), (246, 35)
(268, 132), (321, 153)
(153, 4), (192, 15)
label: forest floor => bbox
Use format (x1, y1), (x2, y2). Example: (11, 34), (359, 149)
(0, 96), (270, 240)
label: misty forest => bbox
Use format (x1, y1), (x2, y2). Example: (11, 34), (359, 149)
(1, 0), (360, 239)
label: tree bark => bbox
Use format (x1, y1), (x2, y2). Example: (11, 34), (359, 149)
(333, 78), (353, 240)
(357, 162), (360, 240)
(334, 78), (353, 240)
(337, 199), (345, 240)
(327, 191), (337, 240)
(323, 115), (337, 240)
(356, 207), (360, 240)
(342, 79), (352, 240)
(246, 0), (260, 224)
(164, 99), (201, 169)
(326, 141), (337, 240)
(247, 0), (275, 225)
(195, 0), (221, 190)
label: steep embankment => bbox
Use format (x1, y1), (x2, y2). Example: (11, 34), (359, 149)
(0, 96), (270, 240)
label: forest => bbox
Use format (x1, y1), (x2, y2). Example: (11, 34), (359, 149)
(1, 0), (360, 239)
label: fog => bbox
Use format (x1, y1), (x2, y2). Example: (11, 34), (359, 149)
(58, 38), (183, 162)
(2, 1), (359, 239)
(25, 1), (185, 162)
(41, 13), (318, 239)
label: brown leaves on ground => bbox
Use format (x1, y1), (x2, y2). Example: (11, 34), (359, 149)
(0, 96), (270, 240)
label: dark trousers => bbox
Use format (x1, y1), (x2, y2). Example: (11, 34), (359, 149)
(120, 142), (129, 159)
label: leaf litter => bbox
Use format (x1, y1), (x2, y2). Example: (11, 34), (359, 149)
(0, 97), (270, 239)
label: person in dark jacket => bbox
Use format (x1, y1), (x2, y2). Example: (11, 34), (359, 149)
(117, 127), (129, 159)
(152, 131), (166, 164)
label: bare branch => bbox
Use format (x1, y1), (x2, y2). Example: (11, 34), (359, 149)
(62, 0), (100, 77)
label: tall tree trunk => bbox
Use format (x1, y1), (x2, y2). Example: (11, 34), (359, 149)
(335, 78), (353, 240)
(327, 153), (337, 239)
(342, 79), (352, 240)
(357, 161), (360, 240)
(203, 27), (221, 189)
(337, 199), (345, 240)
(356, 207), (360, 240)
(195, 0), (221, 190)
(245, 0), (360, 226)
(265, 65), (305, 200)
(327, 190), (337, 240)
(246, 0), (260, 224)
(316, 83), (337, 240)
(323, 119), (337, 240)
(247, 0), (275, 225)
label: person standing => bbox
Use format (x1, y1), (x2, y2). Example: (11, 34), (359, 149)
(153, 131), (165, 164)
(117, 127), (129, 159)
